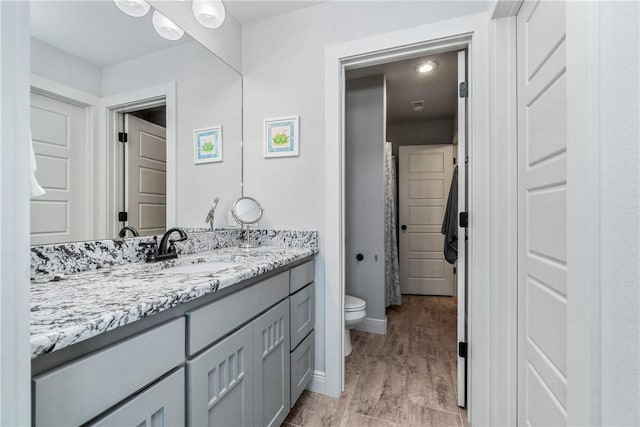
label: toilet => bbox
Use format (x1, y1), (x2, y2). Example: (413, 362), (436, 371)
(344, 295), (367, 356)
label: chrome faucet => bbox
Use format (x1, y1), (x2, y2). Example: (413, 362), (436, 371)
(139, 228), (188, 262)
(205, 197), (219, 231)
(118, 225), (139, 238)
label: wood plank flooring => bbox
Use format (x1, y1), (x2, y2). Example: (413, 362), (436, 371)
(284, 296), (469, 427)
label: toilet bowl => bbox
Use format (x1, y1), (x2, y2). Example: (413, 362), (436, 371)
(344, 295), (366, 357)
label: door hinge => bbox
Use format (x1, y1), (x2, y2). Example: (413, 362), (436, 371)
(459, 81), (468, 98)
(453, 267), (457, 275)
(118, 211), (128, 222)
(453, 157), (457, 165)
(459, 212), (469, 228)
(118, 132), (128, 143)
(458, 342), (467, 358)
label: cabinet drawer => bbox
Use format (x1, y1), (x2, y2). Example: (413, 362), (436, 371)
(187, 271), (289, 355)
(289, 282), (315, 350)
(90, 368), (185, 427)
(289, 260), (315, 294)
(290, 330), (314, 407)
(33, 318), (185, 427)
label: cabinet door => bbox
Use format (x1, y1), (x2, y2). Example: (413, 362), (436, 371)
(253, 300), (290, 427)
(90, 368), (185, 427)
(187, 323), (254, 427)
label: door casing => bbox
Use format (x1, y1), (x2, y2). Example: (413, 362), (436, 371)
(324, 12), (491, 425)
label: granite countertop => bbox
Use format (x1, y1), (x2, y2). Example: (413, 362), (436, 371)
(31, 245), (317, 359)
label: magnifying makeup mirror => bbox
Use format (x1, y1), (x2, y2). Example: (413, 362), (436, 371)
(231, 196), (264, 248)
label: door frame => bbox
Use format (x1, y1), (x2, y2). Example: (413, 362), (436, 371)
(323, 11), (490, 423)
(489, 1), (602, 425)
(102, 83), (176, 239)
(30, 74), (101, 241)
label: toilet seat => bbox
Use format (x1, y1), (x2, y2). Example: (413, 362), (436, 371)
(345, 295), (366, 312)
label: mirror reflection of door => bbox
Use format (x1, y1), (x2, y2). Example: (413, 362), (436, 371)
(30, 91), (88, 245)
(122, 108), (167, 237)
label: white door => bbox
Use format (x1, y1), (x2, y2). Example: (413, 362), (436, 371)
(30, 91), (87, 245)
(125, 115), (166, 237)
(517, 1), (568, 425)
(398, 144), (454, 296)
(456, 50), (468, 408)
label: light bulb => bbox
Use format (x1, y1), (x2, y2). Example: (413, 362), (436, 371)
(113, 0), (151, 18)
(416, 60), (438, 74)
(192, 0), (226, 29)
(152, 10), (184, 41)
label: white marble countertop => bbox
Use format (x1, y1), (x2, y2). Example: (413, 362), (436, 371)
(31, 245), (317, 359)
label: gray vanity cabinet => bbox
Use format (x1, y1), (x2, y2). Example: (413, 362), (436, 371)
(90, 368), (185, 427)
(253, 299), (290, 427)
(187, 322), (255, 427)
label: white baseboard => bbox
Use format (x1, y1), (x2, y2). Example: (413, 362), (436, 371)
(353, 316), (387, 335)
(306, 370), (326, 394)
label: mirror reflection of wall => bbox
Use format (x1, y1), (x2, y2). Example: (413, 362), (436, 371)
(29, 0), (242, 245)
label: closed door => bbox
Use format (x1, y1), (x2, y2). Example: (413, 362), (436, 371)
(126, 114), (166, 236)
(30, 91), (87, 244)
(186, 323), (254, 427)
(399, 145), (454, 295)
(517, 0), (568, 425)
(253, 300), (290, 427)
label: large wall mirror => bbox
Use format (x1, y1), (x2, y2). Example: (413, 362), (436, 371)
(29, 0), (242, 245)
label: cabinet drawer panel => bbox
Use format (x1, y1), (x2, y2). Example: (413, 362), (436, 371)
(290, 331), (315, 407)
(254, 300), (290, 427)
(187, 271), (289, 355)
(90, 368), (185, 426)
(289, 260), (315, 294)
(33, 318), (185, 427)
(186, 323), (254, 427)
(290, 282), (315, 350)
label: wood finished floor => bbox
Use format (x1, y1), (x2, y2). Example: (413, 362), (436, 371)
(284, 296), (469, 427)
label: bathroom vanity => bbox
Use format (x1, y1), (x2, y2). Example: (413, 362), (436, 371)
(30, 238), (317, 427)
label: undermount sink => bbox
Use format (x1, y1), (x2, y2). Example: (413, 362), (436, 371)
(159, 261), (240, 275)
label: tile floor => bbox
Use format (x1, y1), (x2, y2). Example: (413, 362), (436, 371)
(284, 295), (469, 427)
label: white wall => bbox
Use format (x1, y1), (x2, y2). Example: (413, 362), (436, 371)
(599, 1), (639, 425)
(387, 118), (454, 157)
(103, 41), (243, 230)
(345, 75), (386, 321)
(242, 1), (489, 373)
(31, 37), (102, 97)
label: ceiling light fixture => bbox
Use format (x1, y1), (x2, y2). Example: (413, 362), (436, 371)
(113, 0), (151, 17)
(415, 60), (438, 74)
(152, 10), (185, 41)
(192, 0), (226, 29)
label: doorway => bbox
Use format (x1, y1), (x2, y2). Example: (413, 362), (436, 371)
(342, 45), (469, 417)
(119, 106), (168, 237)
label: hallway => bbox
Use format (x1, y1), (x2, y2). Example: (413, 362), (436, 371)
(284, 296), (467, 426)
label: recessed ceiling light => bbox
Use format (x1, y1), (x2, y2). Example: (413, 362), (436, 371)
(415, 60), (438, 74)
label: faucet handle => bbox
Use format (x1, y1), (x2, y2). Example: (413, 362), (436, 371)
(139, 237), (158, 262)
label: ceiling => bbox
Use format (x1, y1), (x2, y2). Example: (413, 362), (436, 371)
(31, 1), (192, 68)
(347, 51), (459, 124)
(225, 1), (326, 24)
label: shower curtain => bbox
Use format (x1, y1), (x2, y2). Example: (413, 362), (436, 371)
(384, 142), (402, 306)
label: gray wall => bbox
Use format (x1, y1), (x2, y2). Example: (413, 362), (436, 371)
(345, 75), (386, 322)
(387, 118), (455, 157)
